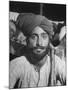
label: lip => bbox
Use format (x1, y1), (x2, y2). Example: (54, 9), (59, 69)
(34, 49), (44, 55)
(36, 48), (42, 51)
(33, 48), (45, 54)
(35, 49), (44, 53)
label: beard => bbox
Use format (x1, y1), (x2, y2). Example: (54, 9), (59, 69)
(26, 44), (50, 65)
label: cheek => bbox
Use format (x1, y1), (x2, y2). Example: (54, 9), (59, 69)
(42, 38), (49, 46)
(28, 39), (37, 48)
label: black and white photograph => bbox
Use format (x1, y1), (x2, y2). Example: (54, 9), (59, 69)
(9, 0), (66, 89)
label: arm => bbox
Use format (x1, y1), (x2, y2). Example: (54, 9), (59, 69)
(55, 56), (66, 85)
(59, 26), (66, 41)
(9, 60), (18, 88)
(9, 57), (25, 88)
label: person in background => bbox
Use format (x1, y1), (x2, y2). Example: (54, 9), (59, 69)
(9, 20), (17, 60)
(9, 13), (66, 88)
(51, 22), (66, 59)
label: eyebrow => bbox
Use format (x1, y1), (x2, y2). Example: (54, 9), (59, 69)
(41, 32), (47, 35)
(31, 32), (48, 37)
(31, 33), (38, 37)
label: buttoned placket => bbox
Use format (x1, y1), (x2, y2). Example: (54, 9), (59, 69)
(34, 65), (40, 87)
(32, 55), (48, 87)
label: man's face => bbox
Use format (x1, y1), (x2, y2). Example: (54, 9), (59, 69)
(27, 26), (49, 57)
(9, 21), (16, 40)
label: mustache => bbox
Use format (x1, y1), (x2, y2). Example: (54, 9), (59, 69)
(32, 46), (46, 49)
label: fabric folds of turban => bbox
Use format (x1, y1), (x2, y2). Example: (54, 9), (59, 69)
(16, 13), (54, 37)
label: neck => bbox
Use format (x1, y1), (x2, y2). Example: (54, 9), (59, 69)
(35, 55), (47, 69)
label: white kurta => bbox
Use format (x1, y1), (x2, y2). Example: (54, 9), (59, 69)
(9, 55), (66, 88)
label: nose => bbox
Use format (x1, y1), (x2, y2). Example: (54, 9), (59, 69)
(36, 37), (42, 46)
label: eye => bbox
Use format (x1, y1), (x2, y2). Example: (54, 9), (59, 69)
(30, 34), (37, 40)
(41, 33), (48, 39)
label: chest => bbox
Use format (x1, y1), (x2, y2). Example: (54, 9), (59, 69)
(19, 60), (51, 88)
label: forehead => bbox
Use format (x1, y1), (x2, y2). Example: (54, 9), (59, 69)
(31, 26), (47, 35)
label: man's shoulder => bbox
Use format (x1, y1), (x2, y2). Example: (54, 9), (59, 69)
(48, 54), (62, 63)
(10, 56), (30, 68)
(55, 55), (65, 64)
(55, 55), (66, 74)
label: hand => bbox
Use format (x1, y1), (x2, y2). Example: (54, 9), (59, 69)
(59, 26), (66, 41)
(56, 80), (62, 86)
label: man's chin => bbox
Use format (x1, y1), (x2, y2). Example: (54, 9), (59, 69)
(27, 48), (49, 65)
(33, 52), (44, 56)
(32, 51), (46, 59)
(28, 46), (49, 59)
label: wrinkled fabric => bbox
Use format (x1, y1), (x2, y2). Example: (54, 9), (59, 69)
(16, 13), (54, 37)
(9, 55), (66, 88)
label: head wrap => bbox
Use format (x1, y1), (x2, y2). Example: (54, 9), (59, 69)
(16, 13), (54, 37)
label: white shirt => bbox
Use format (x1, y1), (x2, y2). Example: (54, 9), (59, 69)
(9, 55), (66, 88)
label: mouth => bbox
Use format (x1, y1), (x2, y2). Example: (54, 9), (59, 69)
(36, 48), (43, 51)
(34, 48), (45, 54)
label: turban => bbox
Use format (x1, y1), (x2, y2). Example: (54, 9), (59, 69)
(16, 13), (54, 37)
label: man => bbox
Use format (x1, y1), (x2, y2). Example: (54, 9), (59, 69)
(9, 13), (66, 88)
